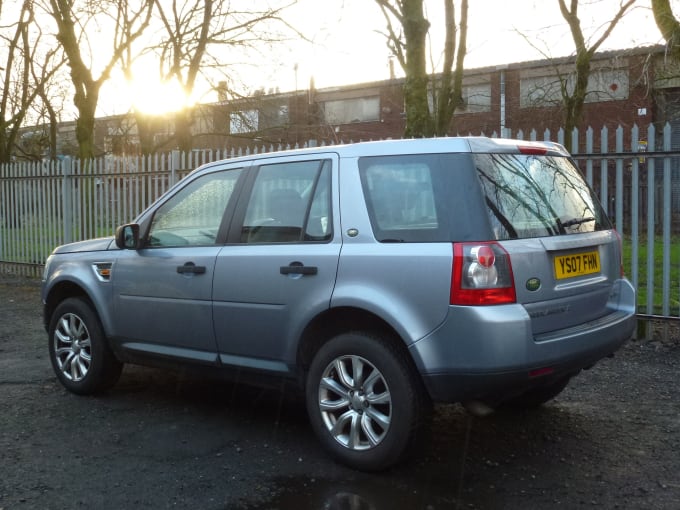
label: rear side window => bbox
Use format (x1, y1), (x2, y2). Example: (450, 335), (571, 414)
(474, 154), (610, 240)
(359, 155), (448, 242)
(359, 153), (485, 243)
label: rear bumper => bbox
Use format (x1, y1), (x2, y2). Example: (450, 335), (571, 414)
(409, 279), (636, 403)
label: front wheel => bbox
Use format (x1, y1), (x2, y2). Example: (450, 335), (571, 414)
(305, 331), (428, 471)
(48, 297), (123, 395)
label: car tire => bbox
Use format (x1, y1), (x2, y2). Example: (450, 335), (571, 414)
(305, 331), (428, 471)
(48, 297), (123, 395)
(500, 376), (572, 410)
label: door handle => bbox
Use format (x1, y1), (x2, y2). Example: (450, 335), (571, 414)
(280, 262), (318, 275)
(177, 262), (206, 274)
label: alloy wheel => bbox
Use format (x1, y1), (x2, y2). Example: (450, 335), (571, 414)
(53, 312), (92, 382)
(318, 355), (392, 450)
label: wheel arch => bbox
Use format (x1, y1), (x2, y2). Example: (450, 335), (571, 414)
(44, 280), (98, 331)
(296, 306), (422, 385)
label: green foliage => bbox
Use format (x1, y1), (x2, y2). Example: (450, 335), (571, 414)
(622, 235), (680, 315)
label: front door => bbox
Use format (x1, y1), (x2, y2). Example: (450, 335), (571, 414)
(112, 167), (244, 362)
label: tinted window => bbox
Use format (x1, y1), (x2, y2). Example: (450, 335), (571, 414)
(359, 154), (461, 243)
(362, 163), (438, 229)
(147, 169), (242, 247)
(474, 154), (610, 240)
(241, 160), (332, 243)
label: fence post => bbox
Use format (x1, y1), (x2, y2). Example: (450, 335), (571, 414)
(646, 124), (656, 320)
(662, 123), (672, 321)
(62, 157), (73, 244)
(600, 126), (609, 214)
(615, 126), (624, 232)
(171, 150), (180, 186)
(585, 127), (593, 186)
(571, 127), (578, 154)
(630, 124), (639, 296)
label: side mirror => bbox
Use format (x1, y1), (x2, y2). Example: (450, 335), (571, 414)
(115, 223), (140, 250)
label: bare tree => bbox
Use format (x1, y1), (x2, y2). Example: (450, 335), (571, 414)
(375, 0), (468, 138)
(0, 1), (64, 162)
(652, 0), (680, 59)
(558, 0), (635, 149)
(43, 0), (153, 159)
(148, 0), (297, 153)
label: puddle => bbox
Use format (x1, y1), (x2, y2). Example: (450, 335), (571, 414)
(242, 475), (465, 510)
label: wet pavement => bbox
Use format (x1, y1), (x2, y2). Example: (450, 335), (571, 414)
(1, 275), (679, 509)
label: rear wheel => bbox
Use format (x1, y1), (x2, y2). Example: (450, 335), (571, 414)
(48, 297), (123, 395)
(305, 331), (428, 471)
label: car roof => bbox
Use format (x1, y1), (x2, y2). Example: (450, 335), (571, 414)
(195, 137), (570, 173)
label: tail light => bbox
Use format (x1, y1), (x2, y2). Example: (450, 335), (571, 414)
(518, 145), (548, 155)
(451, 242), (516, 305)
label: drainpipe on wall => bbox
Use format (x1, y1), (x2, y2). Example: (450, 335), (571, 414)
(497, 64), (508, 138)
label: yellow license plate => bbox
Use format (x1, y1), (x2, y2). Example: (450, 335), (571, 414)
(554, 250), (600, 279)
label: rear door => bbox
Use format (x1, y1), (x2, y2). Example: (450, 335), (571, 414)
(212, 155), (341, 372)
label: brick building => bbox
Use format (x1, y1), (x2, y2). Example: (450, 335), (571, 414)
(19, 45), (679, 158)
(204, 45), (677, 153)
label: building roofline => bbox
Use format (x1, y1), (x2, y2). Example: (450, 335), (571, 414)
(212, 45), (669, 107)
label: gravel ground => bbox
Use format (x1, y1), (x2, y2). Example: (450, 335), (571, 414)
(0, 274), (679, 510)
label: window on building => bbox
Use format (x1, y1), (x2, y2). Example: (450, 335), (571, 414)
(520, 69), (629, 108)
(457, 83), (492, 114)
(323, 97), (380, 124)
(426, 81), (491, 115)
(230, 109), (259, 134)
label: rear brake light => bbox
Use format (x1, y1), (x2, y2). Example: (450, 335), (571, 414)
(518, 145), (547, 155)
(451, 242), (516, 305)
(529, 367), (555, 378)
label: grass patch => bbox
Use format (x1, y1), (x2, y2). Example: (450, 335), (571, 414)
(622, 235), (680, 315)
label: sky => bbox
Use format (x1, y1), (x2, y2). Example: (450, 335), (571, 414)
(93, 0), (671, 116)
(277, 0), (663, 89)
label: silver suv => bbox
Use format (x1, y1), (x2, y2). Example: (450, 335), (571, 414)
(42, 137), (636, 470)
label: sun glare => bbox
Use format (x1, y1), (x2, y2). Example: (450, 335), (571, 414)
(127, 74), (192, 116)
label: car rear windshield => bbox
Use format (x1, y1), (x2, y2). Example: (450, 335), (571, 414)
(474, 153), (610, 240)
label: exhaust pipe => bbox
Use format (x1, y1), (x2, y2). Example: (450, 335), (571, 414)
(462, 400), (495, 417)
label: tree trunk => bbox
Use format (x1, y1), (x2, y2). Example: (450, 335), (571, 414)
(174, 108), (194, 153)
(652, 0), (680, 59)
(563, 51), (591, 152)
(401, 0), (433, 138)
(73, 90), (98, 159)
(0, 123), (9, 163)
(433, 0), (467, 136)
(558, 0), (633, 153)
(135, 112), (158, 156)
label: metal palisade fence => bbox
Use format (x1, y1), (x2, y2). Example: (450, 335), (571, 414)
(1, 128), (679, 328)
(0, 144), (295, 275)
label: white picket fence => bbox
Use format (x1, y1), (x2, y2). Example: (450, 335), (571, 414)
(1, 129), (679, 327)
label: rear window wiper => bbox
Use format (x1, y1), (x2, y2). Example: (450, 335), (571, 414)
(558, 216), (596, 229)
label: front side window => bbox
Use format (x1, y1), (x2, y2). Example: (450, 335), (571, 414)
(147, 169), (242, 247)
(241, 160), (332, 243)
(475, 154), (610, 240)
